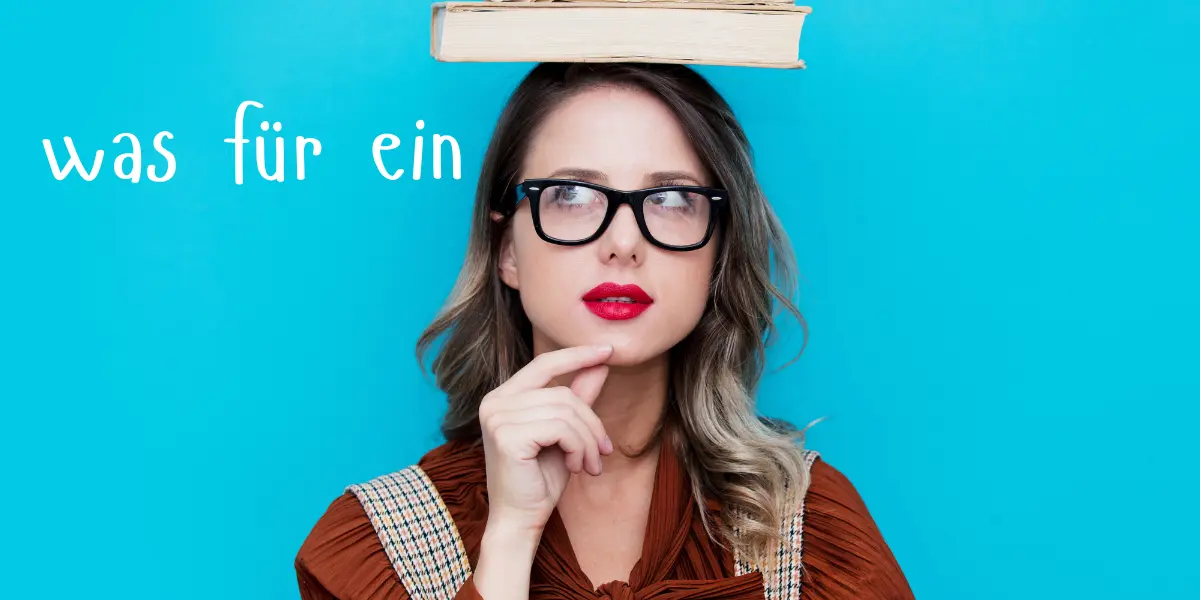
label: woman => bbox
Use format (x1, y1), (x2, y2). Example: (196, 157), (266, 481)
(295, 62), (913, 600)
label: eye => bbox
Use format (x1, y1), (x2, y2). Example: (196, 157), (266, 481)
(646, 190), (693, 209)
(548, 185), (594, 205)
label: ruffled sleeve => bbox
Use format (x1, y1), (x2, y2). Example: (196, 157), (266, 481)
(295, 490), (489, 600)
(799, 459), (914, 600)
(295, 440), (492, 600)
(295, 492), (410, 600)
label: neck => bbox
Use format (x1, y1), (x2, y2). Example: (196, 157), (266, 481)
(591, 354), (669, 468)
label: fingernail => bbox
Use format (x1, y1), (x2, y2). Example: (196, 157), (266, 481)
(595, 344), (613, 354)
(603, 436), (613, 454)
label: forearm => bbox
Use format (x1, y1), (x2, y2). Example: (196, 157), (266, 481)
(471, 518), (543, 600)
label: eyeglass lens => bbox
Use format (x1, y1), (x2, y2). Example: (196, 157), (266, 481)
(538, 184), (713, 247)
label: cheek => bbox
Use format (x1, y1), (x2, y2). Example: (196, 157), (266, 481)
(661, 252), (716, 327)
(511, 227), (579, 314)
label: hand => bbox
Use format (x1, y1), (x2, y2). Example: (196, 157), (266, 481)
(478, 344), (614, 535)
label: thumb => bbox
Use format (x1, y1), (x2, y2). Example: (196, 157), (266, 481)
(570, 364), (609, 407)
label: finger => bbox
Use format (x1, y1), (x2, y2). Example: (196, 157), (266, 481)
(490, 387), (609, 458)
(497, 345), (613, 394)
(487, 400), (604, 475)
(553, 392), (602, 475)
(532, 419), (589, 474)
(570, 365), (609, 407)
(556, 384), (610, 457)
(496, 419), (588, 475)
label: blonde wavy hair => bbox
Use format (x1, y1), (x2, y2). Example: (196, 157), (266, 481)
(417, 62), (810, 567)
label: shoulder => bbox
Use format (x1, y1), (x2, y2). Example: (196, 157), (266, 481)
(800, 456), (914, 600)
(294, 439), (484, 600)
(295, 491), (406, 600)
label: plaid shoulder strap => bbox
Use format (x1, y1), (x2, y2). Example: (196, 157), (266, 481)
(734, 449), (821, 600)
(346, 465), (472, 600)
(349, 451), (819, 600)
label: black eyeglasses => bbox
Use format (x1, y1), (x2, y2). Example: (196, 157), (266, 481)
(501, 178), (728, 251)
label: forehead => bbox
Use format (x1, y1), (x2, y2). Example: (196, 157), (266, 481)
(521, 85), (710, 187)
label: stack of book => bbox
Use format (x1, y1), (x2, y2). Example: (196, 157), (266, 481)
(430, 0), (814, 68)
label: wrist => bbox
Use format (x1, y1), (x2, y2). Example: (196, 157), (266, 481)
(473, 517), (542, 600)
(481, 513), (543, 559)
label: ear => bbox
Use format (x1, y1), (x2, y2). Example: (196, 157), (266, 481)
(497, 218), (519, 290)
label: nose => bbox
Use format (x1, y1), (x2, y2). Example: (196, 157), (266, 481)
(596, 203), (645, 266)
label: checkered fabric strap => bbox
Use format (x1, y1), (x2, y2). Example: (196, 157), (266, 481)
(347, 465), (472, 600)
(733, 450), (821, 600)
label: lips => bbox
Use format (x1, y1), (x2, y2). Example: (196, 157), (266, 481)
(582, 282), (654, 321)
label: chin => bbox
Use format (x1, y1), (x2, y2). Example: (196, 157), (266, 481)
(601, 336), (671, 368)
(533, 312), (681, 367)
(603, 346), (647, 368)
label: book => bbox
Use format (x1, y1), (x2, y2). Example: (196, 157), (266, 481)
(430, 1), (813, 69)
(484, 0), (796, 5)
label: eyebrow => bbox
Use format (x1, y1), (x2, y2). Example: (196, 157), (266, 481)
(545, 167), (706, 187)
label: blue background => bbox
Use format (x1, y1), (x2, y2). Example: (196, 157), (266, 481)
(2, 1), (1197, 598)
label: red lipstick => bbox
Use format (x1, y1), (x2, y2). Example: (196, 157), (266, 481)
(582, 282), (654, 321)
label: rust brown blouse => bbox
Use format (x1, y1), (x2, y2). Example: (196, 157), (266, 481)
(295, 440), (913, 600)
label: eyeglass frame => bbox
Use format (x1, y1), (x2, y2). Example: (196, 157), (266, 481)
(498, 178), (729, 252)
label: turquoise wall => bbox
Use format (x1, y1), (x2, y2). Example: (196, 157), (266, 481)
(2, 1), (1197, 598)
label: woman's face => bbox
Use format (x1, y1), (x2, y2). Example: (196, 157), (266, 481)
(498, 85), (718, 367)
